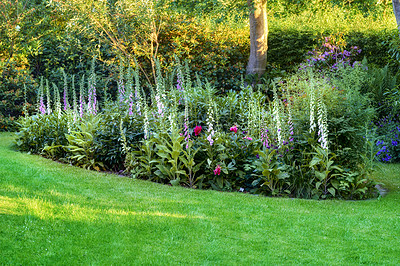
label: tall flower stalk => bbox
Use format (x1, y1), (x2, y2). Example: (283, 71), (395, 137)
(38, 77), (46, 115)
(52, 83), (62, 119)
(260, 110), (270, 148)
(126, 66), (133, 99)
(72, 75), (77, 121)
(23, 84), (28, 117)
(127, 93), (133, 116)
(285, 90), (294, 143)
(317, 100), (329, 150)
(309, 83), (316, 133)
(154, 59), (167, 119)
(176, 73), (184, 104)
(79, 75), (85, 118)
(206, 87), (216, 146)
(46, 80), (52, 115)
(143, 96), (150, 140)
(62, 69), (70, 111)
(272, 87), (283, 148)
(183, 94), (190, 149)
(134, 67), (143, 116)
(87, 66), (97, 115)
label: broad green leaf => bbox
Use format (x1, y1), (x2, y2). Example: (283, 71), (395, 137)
(331, 180), (339, 189)
(170, 178), (180, 186)
(315, 171), (326, 181)
(180, 157), (188, 165)
(262, 169), (271, 177)
(310, 157), (322, 168)
(171, 150), (180, 160)
(328, 188), (336, 197)
(331, 165), (344, 172)
(277, 172), (289, 179)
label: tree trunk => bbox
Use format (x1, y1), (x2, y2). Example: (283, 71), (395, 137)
(246, 0), (268, 78)
(393, 0), (400, 31)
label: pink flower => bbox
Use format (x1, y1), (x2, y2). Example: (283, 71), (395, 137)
(207, 134), (214, 146)
(194, 125), (202, 136)
(213, 165), (221, 175)
(230, 125), (238, 133)
(243, 136), (253, 141)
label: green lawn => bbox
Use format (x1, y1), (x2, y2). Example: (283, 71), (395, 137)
(1, 132), (399, 264)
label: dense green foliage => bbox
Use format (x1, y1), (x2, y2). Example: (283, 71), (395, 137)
(1, 0), (399, 130)
(0, 62), (37, 131)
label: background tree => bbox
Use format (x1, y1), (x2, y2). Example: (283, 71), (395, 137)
(246, 0), (268, 79)
(0, 0), (34, 76)
(393, 0), (400, 31)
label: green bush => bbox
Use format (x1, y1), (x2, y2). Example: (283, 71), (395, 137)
(94, 103), (144, 171)
(15, 113), (69, 157)
(0, 61), (37, 131)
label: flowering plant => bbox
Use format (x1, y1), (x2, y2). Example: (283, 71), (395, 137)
(300, 35), (362, 72)
(375, 114), (400, 162)
(194, 125), (202, 136)
(243, 136), (252, 141)
(213, 165), (221, 175)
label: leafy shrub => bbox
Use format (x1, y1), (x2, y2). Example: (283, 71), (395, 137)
(63, 115), (104, 170)
(0, 61), (37, 131)
(15, 113), (69, 156)
(94, 103), (144, 171)
(363, 64), (399, 116)
(267, 30), (317, 72)
(156, 15), (248, 91)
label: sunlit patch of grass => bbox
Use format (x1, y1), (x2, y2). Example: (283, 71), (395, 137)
(0, 194), (207, 223)
(1, 132), (400, 264)
(268, 5), (396, 33)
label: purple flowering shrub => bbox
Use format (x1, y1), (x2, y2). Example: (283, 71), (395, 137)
(300, 35), (362, 72)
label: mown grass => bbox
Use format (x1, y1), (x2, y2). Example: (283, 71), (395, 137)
(1, 132), (399, 264)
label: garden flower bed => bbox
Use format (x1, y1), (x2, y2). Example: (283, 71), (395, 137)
(16, 47), (393, 200)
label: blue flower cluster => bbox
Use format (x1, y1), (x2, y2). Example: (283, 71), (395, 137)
(375, 115), (400, 163)
(376, 143), (392, 162)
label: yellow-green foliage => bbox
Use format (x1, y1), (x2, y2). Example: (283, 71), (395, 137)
(157, 15), (249, 91)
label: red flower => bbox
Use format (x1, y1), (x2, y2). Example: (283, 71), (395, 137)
(194, 125), (202, 136)
(213, 165), (221, 175)
(230, 125), (238, 133)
